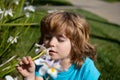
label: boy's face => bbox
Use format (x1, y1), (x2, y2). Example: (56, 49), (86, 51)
(43, 33), (71, 61)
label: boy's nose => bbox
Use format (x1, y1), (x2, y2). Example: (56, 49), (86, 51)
(49, 37), (57, 47)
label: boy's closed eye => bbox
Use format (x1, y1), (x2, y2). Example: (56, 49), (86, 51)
(44, 34), (67, 42)
(57, 35), (66, 42)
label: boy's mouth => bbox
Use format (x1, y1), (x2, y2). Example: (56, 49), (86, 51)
(49, 50), (56, 56)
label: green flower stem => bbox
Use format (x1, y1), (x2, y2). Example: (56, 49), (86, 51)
(46, 76), (50, 80)
(32, 50), (46, 60)
(0, 23), (38, 26)
(0, 50), (47, 78)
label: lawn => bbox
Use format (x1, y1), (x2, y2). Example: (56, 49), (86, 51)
(69, 9), (120, 79)
(103, 0), (120, 2)
(0, 0), (120, 80)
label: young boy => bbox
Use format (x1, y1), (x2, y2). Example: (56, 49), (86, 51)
(17, 11), (100, 80)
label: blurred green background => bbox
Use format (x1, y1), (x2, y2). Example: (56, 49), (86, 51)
(0, 0), (120, 80)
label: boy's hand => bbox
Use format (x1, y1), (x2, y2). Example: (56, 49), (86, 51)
(16, 56), (35, 80)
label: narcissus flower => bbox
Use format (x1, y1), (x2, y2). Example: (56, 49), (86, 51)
(25, 12), (30, 18)
(13, 0), (20, 5)
(34, 44), (63, 79)
(47, 10), (58, 13)
(4, 9), (13, 17)
(5, 75), (18, 80)
(39, 63), (49, 76)
(35, 43), (47, 54)
(24, 5), (35, 12)
(47, 67), (58, 78)
(24, 5), (35, 18)
(7, 36), (18, 44)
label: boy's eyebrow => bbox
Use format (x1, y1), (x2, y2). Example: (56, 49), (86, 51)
(57, 34), (67, 38)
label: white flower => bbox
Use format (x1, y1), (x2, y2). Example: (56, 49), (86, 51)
(39, 63), (49, 76)
(47, 10), (58, 13)
(7, 36), (18, 44)
(35, 43), (50, 54)
(24, 5), (35, 18)
(35, 43), (45, 50)
(13, 0), (20, 5)
(35, 44), (43, 54)
(24, 5), (35, 12)
(36, 56), (61, 78)
(34, 58), (45, 65)
(53, 60), (63, 71)
(25, 12), (30, 18)
(34, 44), (62, 78)
(34, 53), (51, 65)
(5, 75), (18, 80)
(35, 48), (41, 54)
(4, 9), (13, 17)
(35, 43), (41, 47)
(44, 53), (51, 60)
(47, 67), (58, 78)
(45, 59), (54, 67)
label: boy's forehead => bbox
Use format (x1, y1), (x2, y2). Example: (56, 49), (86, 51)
(47, 27), (66, 34)
(46, 31), (66, 36)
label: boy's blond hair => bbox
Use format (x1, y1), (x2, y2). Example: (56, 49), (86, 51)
(39, 11), (96, 68)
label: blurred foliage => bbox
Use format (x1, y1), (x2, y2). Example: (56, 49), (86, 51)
(0, 0), (120, 80)
(72, 9), (120, 80)
(103, 0), (120, 2)
(0, 0), (39, 78)
(27, 0), (72, 6)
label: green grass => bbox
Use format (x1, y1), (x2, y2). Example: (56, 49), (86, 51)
(103, 0), (120, 2)
(3, 9), (120, 79)
(0, 10), (46, 78)
(72, 9), (120, 79)
(29, 0), (72, 6)
(0, 3), (120, 80)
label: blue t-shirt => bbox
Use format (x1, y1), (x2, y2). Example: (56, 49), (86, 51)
(35, 57), (100, 80)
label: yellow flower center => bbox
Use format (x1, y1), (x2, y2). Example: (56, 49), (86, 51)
(51, 68), (55, 72)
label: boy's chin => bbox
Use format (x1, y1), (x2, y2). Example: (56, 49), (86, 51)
(51, 57), (60, 60)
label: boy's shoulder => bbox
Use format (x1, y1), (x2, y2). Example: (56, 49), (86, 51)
(80, 57), (100, 80)
(84, 57), (94, 65)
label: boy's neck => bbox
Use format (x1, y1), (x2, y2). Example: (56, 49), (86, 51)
(60, 58), (71, 70)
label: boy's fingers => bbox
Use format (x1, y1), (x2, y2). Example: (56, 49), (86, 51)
(27, 56), (34, 65)
(29, 57), (35, 67)
(27, 56), (35, 72)
(27, 56), (32, 61)
(19, 61), (24, 66)
(16, 66), (23, 71)
(22, 57), (29, 64)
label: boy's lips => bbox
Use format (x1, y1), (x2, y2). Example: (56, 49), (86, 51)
(49, 50), (56, 56)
